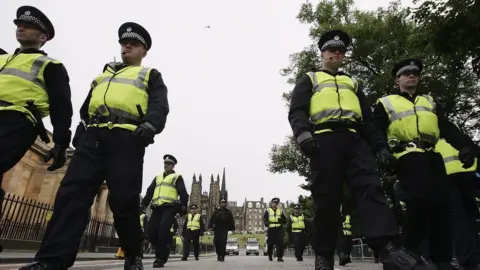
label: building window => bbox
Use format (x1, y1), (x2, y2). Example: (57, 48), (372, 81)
(236, 212), (240, 216)
(248, 215), (251, 219)
(202, 210), (206, 215)
(248, 202), (252, 208)
(254, 209), (257, 213)
(256, 202), (260, 208)
(248, 209), (252, 213)
(249, 221), (252, 225)
(235, 220), (239, 225)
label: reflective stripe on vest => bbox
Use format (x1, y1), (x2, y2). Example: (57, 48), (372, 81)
(187, 213), (201, 231)
(151, 173), (180, 206)
(268, 208), (282, 228)
(0, 53), (59, 121)
(170, 225), (174, 233)
(378, 94), (439, 159)
(307, 71), (362, 133)
(140, 214), (145, 228)
(435, 138), (477, 175)
(87, 65), (151, 131)
(290, 214), (305, 232)
(343, 215), (352, 235)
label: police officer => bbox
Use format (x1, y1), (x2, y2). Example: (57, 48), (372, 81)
(436, 138), (480, 269)
(337, 211), (352, 266)
(182, 204), (205, 261)
(263, 197), (286, 262)
(288, 29), (421, 270)
(372, 58), (476, 270)
(1, 5), (72, 220)
(141, 154), (188, 268)
(20, 22), (169, 270)
(287, 204), (306, 262)
(208, 197), (235, 262)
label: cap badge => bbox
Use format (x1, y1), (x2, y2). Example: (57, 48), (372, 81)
(410, 61), (415, 66)
(126, 27), (132, 32)
(25, 10), (31, 16)
(334, 35), (340, 40)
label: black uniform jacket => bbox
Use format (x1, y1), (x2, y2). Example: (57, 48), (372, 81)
(7, 48), (73, 148)
(79, 62), (169, 134)
(371, 91), (473, 151)
(208, 207), (235, 232)
(288, 70), (387, 151)
(141, 170), (189, 210)
(263, 208), (287, 228)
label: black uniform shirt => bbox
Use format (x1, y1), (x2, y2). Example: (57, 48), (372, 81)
(288, 71), (387, 151)
(141, 170), (189, 209)
(208, 207), (235, 231)
(7, 48), (73, 148)
(371, 91), (473, 151)
(79, 63), (169, 134)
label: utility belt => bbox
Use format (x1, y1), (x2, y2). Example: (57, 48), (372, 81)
(314, 120), (359, 132)
(389, 139), (435, 153)
(0, 100), (50, 143)
(88, 115), (141, 126)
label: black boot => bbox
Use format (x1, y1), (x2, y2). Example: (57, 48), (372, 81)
(195, 256), (199, 261)
(314, 255), (334, 270)
(217, 256), (220, 261)
(219, 256), (225, 261)
(152, 259), (165, 268)
(278, 257), (284, 262)
(432, 261), (455, 270)
(268, 254), (273, 261)
(124, 256), (143, 270)
(378, 243), (427, 270)
(338, 252), (349, 266)
(18, 262), (54, 270)
(181, 257), (187, 261)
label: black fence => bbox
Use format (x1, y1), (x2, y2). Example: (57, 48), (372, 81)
(0, 193), (118, 251)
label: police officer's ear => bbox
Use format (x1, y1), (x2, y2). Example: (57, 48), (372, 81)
(142, 50), (147, 58)
(38, 33), (48, 47)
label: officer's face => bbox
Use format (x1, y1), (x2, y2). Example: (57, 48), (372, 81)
(15, 22), (47, 46)
(321, 47), (346, 68)
(294, 208), (300, 214)
(120, 39), (147, 63)
(164, 162), (174, 172)
(271, 202), (278, 208)
(191, 208), (197, 214)
(220, 201), (227, 207)
(396, 71), (420, 89)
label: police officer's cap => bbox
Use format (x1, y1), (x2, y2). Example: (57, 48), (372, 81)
(0, 48), (6, 55)
(219, 198), (227, 203)
(163, 154), (177, 165)
(14, 6), (55, 41)
(317, 30), (350, 52)
(271, 197), (280, 203)
(391, 58), (423, 78)
(118, 22), (152, 51)
(293, 204), (301, 209)
(190, 204), (198, 209)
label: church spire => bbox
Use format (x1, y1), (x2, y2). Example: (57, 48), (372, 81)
(221, 168), (226, 192)
(192, 173), (196, 183)
(210, 174), (214, 184)
(199, 174), (203, 185)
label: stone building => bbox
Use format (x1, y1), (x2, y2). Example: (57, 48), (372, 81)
(2, 131), (114, 223)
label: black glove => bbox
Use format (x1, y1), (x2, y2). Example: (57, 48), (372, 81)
(140, 204), (147, 214)
(179, 206), (187, 216)
(72, 122), (86, 148)
(376, 148), (397, 171)
(299, 137), (320, 157)
(44, 144), (67, 171)
(131, 122), (155, 146)
(459, 147), (475, 168)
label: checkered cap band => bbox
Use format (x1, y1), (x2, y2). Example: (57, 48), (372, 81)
(121, 32), (147, 48)
(164, 157), (175, 163)
(321, 39), (345, 51)
(396, 64), (420, 77)
(18, 14), (48, 35)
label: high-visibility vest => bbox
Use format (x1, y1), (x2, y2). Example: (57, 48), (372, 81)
(400, 201), (407, 211)
(377, 94), (439, 159)
(290, 214), (305, 232)
(307, 71), (362, 134)
(435, 138), (477, 175)
(268, 208), (282, 228)
(187, 213), (201, 231)
(343, 215), (352, 235)
(87, 65), (152, 131)
(151, 173), (180, 206)
(140, 214), (145, 228)
(0, 53), (60, 122)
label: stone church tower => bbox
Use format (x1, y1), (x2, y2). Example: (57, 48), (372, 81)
(190, 174), (202, 208)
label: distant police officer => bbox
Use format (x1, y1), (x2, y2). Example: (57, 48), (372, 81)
(288, 204), (306, 262)
(141, 154), (188, 268)
(263, 197), (286, 262)
(21, 22), (169, 270)
(337, 211), (352, 266)
(208, 197), (235, 262)
(436, 138), (480, 269)
(288, 29), (421, 270)
(1, 5), (73, 224)
(182, 204), (205, 261)
(373, 58), (476, 270)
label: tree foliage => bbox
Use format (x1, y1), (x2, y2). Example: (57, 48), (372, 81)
(268, 0), (480, 223)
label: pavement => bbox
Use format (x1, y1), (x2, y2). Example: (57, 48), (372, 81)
(0, 254), (382, 270)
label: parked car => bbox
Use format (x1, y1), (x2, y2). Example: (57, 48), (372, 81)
(226, 238), (239, 255)
(246, 239), (259, 256)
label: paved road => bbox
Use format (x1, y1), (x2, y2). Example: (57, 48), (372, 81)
(0, 255), (382, 269)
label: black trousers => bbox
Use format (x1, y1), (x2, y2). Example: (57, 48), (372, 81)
(397, 151), (452, 263)
(183, 230), (200, 258)
(449, 172), (480, 266)
(34, 127), (145, 268)
(309, 132), (398, 258)
(213, 229), (228, 257)
(148, 206), (177, 260)
(291, 232), (306, 259)
(337, 233), (353, 257)
(267, 227), (284, 258)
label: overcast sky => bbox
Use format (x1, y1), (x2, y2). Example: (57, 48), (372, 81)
(1, 0), (413, 204)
